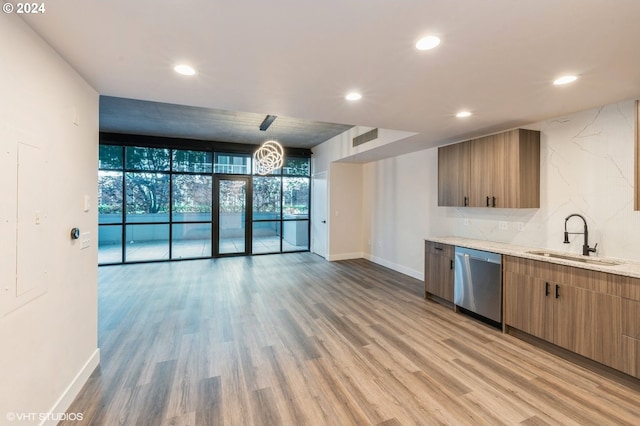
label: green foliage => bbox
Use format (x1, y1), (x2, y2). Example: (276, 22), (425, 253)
(99, 145), (123, 169)
(283, 158), (310, 176)
(125, 146), (170, 171)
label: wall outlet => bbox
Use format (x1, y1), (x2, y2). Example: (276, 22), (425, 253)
(463, 218), (470, 226)
(516, 222), (525, 231)
(499, 221), (508, 230)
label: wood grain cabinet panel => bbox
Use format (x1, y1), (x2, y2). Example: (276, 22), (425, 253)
(504, 256), (625, 374)
(438, 141), (470, 207)
(622, 297), (640, 339)
(504, 271), (552, 340)
(424, 241), (454, 302)
(554, 285), (621, 369)
(469, 133), (504, 207)
(438, 129), (540, 208)
(622, 336), (640, 377)
(621, 295), (640, 377)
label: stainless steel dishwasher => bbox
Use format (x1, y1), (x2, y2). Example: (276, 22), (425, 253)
(454, 247), (502, 324)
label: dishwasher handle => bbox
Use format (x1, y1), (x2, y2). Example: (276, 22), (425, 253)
(466, 254), (501, 264)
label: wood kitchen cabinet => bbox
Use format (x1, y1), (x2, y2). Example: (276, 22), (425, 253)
(424, 241), (454, 302)
(438, 128), (540, 208)
(438, 141), (470, 207)
(620, 279), (640, 377)
(554, 284), (621, 368)
(504, 271), (552, 339)
(469, 132), (506, 207)
(504, 256), (623, 371)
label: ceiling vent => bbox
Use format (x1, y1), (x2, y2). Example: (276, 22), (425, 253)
(352, 128), (378, 147)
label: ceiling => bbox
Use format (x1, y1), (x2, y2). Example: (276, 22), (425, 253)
(20, 0), (640, 155)
(99, 96), (352, 149)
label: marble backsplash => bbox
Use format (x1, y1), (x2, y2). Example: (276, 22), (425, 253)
(447, 99), (640, 261)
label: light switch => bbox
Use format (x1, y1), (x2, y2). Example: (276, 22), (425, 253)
(81, 232), (91, 249)
(35, 211), (41, 225)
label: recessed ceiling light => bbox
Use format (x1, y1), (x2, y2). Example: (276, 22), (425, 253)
(456, 111), (472, 118)
(415, 36), (441, 51)
(345, 92), (362, 101)
(174, 64), (197, 76)
(553, 75), (578, 86)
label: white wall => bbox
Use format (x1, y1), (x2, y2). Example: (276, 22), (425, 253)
(361, 99), (640, 279)
(328, 163), (363, 260)
(312, 124), (421, 262)
(362, 148), (445, 279)
(0, 14), (99, 426)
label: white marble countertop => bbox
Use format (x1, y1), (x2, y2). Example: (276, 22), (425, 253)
(426, 236), (640, 279)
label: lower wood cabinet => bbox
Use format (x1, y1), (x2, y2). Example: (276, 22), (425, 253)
(424, 241), (454, 302)
(504, 256), (627, 375)
(620, 284), (640, 377)
(504, 272), (552, 339)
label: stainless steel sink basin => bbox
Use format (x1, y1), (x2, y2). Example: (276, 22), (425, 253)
(525, 250), (623, 266)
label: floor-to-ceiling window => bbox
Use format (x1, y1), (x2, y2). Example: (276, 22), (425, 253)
(98, 140), (310, 265)
(251, 157), (310, 253)
(171, 150), (213, 260)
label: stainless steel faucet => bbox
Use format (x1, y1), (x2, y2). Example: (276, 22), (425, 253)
(564, 213), (597, 256)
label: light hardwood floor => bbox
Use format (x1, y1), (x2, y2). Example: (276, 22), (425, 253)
(62, 253), (640, 425)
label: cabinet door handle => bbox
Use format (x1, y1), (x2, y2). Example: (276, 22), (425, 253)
(464, 196), (468, 206)
(450, 259), (454, 270)
(492, 196), (496, 207)
(555, 284), (560, 299)
(545, 282), (550, 296)
(434, 247), (443, 251)
(486, 196), (490, 207)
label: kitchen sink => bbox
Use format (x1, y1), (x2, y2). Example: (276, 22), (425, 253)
(525, 250), (623, 267)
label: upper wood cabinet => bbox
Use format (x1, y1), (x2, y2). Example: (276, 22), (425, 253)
(438, 141), (470, 207)
(438, 129), (540, 208)
(469, 132), (506, 207)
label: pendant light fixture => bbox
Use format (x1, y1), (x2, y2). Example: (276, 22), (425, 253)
(254, 114), (283, 174)
(253, 140), (284, 175)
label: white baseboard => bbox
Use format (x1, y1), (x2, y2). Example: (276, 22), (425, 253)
(327, 252), (364, 261)
(41, 349), (100, 426)
(364, 254), (424, 281)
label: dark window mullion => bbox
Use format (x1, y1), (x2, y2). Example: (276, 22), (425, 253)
(121, 145), (126, 264)
(280, 173), (283, 253)
(169, 149), (173, 260)
(210, 164), (219, 257)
